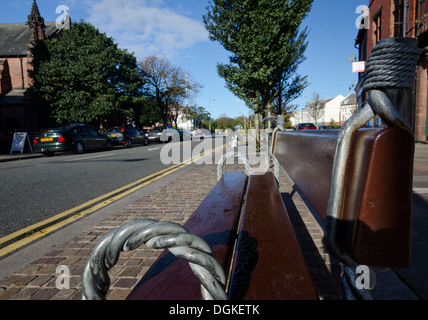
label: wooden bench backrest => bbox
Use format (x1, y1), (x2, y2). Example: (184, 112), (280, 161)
(273, 127), (414, 268)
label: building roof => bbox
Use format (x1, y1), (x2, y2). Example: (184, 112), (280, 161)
(0, 21), (57, 57)
(0, 89), (26, 105)
(341, 93), (357, 106)
(320, 98), (333, 105)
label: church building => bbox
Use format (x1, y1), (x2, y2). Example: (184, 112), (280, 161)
(0, 0), (70, 152)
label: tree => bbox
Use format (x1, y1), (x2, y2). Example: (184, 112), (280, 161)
(139, 56), (189, 127)
(171, 80), (204, 129)
(203, 0), (312, 116)
(272, 60), (308, 116)
(171, 104), (186, 129)
(306, 92), (325, 126)
(132, 96), (162, 127)
(214, 114), (239, 130)
(187, 106), (212, 129)
(30, 21), (142, 127)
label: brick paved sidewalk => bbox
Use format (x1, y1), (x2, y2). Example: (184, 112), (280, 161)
(0, 162), (340, 300)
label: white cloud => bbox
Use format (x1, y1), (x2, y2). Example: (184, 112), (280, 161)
(84, 0), (209, 60)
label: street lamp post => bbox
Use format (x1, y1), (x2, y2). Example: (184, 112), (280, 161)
(185, 74), (189, 130)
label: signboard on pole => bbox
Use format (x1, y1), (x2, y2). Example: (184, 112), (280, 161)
(10, 132), (33, 154)
(352, 61), (366, 73)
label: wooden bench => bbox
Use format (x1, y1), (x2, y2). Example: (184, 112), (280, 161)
(126, 170), (318, 300)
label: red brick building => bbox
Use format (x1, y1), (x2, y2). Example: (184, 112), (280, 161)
(355, 0), (428, 142)
(0, 0), (69, 152)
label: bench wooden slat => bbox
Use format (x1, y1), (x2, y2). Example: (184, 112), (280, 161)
(127, 172), (247, 300)
(227, 172), (319, 300)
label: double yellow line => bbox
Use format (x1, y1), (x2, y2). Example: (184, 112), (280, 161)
(0, 143), (224, 258)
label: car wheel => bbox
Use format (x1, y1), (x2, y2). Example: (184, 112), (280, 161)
(106, 140), (113, 150)
(143, 138), (149, 146)
(126, 139), (132, 148)
(74, 142), (84, 154)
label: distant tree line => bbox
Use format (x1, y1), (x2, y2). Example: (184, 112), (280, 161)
(212, 115), (247, 131)
(211, 113), (294, 131)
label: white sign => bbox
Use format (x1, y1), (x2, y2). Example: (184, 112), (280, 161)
(10, 132), (33, 154)
(352, 61), (366, 73)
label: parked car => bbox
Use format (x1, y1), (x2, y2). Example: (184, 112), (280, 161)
(191, 129), (212, 138)
(159, 128), (179, 142)
(104, 126), (149, 148)
(158, 125), (175, 131)
(178, 129), (191, 141)
(32, 124), (113, 156)
(146, 127), (163, 143)
(146, 126), (175, 143)
(159, 128), (191, 142)
(296, 123), (317, 130)
(318, 125), (335, 130)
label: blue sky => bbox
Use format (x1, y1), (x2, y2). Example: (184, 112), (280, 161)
(0, 0), (367, 120)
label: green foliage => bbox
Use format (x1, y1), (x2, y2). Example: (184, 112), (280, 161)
(282, 113), (294, 129)
(186, 106), (211, 129)
(204, 0), (313, 115)
(212, 116), (235, 130)
(30, 21), (142, 126)
(139, 56), (191, 127)
(131, 96), (163, 128)
(213, 114), (247, 130)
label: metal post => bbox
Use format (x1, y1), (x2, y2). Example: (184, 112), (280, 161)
(209, 99), (214, 131)
(186, 74), (189, 130)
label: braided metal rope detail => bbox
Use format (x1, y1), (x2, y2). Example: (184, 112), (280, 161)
(81, 218), (228, 300)
(217, 152), (251, 181)
(261, 115), (285, 131)
(364, 38), (421, 91)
